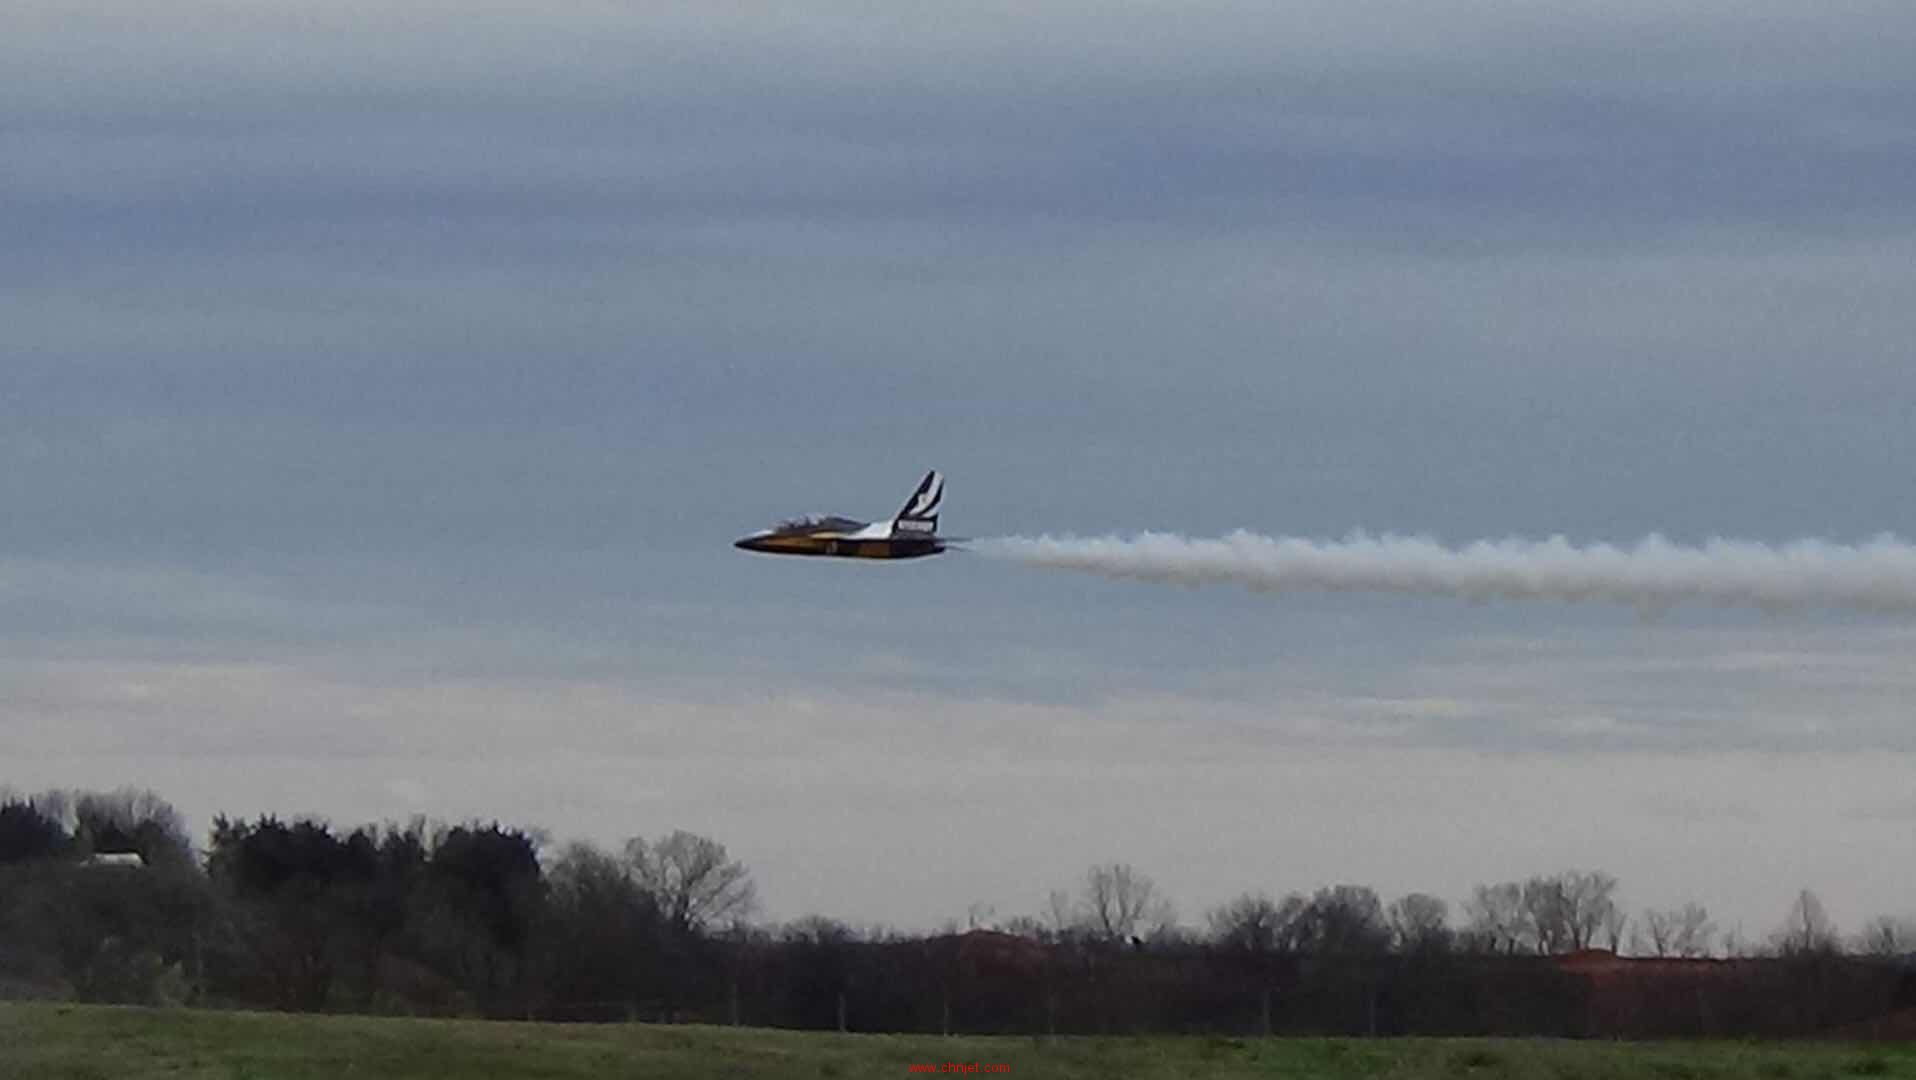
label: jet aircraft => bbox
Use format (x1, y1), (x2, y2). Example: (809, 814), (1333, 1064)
(734, 471), (950, 560)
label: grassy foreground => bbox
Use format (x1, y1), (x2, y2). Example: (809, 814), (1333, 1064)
(4, 1003), (1916, 1080)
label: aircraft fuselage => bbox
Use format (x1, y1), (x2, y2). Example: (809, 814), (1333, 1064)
(732, 534), (946, 559)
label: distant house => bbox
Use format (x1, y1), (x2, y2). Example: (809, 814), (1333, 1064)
(81, 851), (145, 869)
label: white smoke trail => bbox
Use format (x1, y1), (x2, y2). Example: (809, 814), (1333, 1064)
(974, 531), (1916, 613)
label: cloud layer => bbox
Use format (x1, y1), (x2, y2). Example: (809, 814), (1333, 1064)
(5, 2), (1916, 938)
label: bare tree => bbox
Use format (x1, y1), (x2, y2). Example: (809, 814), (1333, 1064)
(1772, 889), (1840, 956)
(1462, 882), (1527, 954)
(1521, 877), (1570, 953)
(1293, 885), (1390, 954)
(781, 914), (856, 946)
(1519, 870), (1619, 954)
(543, 841), (663, 1009)
(999, 914), (1049, 941)
(1670, 902), (1715, 957)
(1633, 903), (1714, 958)
(1044, 889), (1078, 941)
(1080, 863), (1173, 944)
(71, 787), (192, 866)
(1601, 906), (1629, 952)
(624, 830), (756, 937)
(1208, 892), (1298, 954)
(1386, 893), (1452, 955)
(1854, 915), (1916, 958)
(1561, 870), (1621, 952)
(1635, 907), (1676, 957)
(20, 789), (74, 831)
(1720, 924), (1750, 958)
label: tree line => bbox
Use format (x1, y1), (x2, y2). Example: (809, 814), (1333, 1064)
(1, 787), (1910, 1036)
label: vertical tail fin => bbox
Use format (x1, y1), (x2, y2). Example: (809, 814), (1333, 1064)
(891, 470), (942, 536)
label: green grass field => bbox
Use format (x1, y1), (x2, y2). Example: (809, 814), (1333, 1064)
(3, 1002), (1914, 1079)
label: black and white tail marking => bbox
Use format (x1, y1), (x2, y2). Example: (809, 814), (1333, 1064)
(892, 470), (942, 535)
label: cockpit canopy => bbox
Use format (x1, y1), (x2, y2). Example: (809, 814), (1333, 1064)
(773, 515), (867, 534)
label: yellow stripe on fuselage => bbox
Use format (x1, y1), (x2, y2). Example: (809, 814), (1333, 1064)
(739, 534), (940, 559)
(752, 536), (890, 557)
(754, 536), (831, 553)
